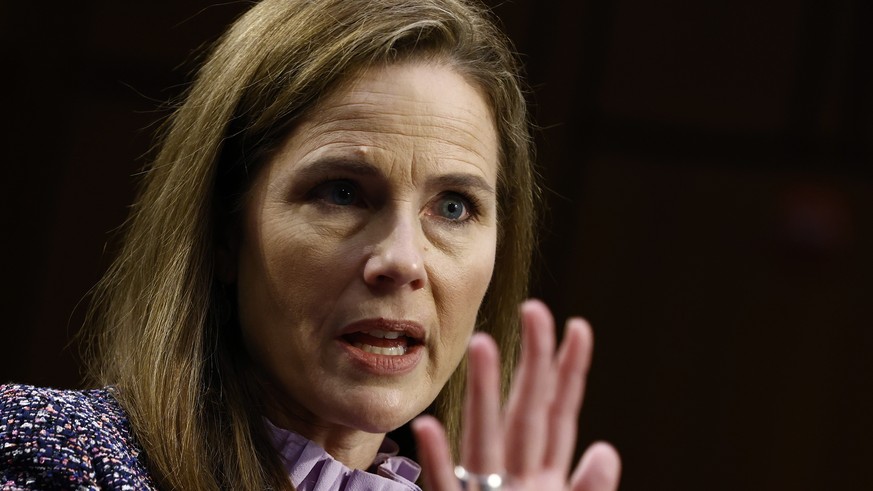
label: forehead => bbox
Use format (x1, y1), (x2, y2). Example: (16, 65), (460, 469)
(275, 61), (500, 184)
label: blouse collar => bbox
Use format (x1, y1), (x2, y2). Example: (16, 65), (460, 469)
(266, 419), (422, 491)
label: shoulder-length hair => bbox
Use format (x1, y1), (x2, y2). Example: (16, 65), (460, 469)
(83, 0), (536, 489)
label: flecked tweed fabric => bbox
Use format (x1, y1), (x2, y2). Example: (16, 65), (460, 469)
(0, 384), (157, 490)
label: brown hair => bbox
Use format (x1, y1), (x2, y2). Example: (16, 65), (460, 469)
(83, 0), (537, 489)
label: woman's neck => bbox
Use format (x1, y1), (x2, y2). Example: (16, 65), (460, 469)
(265, 406), (386, 470)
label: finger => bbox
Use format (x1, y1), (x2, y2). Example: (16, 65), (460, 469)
(461, 333), (504, 473)
(504, 299), (557, 474)
(570, 442), (622, 491)
(544, 317), (594, 472)
(412, 415), (461, 491)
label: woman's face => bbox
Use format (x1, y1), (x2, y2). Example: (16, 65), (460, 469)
(234, 61), (499, 437)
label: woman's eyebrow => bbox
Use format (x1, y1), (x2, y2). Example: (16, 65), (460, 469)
(295, 158), (382, 179)
(294, 157), (494, 195)
(431, 173), (495, 195)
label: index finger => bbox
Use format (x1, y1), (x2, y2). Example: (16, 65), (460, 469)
(412, 416), (461, 491)
(461, 332), (504, 473)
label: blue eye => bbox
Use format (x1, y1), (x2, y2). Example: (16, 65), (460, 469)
(435, 194), (470, 221)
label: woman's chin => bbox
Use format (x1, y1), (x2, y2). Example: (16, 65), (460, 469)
(351, 405), (423, 434)
(325, 388), (430, 434)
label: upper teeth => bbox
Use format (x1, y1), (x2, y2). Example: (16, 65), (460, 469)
(364, 329), (402, 339)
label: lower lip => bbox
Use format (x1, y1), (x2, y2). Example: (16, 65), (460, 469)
(338, 340), (424, 375)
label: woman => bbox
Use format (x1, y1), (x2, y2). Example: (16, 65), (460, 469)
(0, 0), (620, 489)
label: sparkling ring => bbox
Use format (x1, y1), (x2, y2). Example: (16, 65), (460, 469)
(454, 465), (505, 491)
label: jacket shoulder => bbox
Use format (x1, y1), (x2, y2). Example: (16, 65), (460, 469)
(0, 383), (157, 490)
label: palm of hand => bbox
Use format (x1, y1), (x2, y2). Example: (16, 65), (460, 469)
(413, 300), (621, 491)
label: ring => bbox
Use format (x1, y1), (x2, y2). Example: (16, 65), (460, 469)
(454, 465), (505, 491)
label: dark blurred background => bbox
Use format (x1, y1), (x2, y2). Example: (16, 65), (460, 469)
(2, 1), (871, 489)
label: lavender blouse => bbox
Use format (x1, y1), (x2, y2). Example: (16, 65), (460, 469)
(267, 419), (423, 491)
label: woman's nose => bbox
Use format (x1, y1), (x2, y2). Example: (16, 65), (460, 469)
(363, 214), (427, 291)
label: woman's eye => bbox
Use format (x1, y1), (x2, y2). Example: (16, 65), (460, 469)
(311, 180), (360, 206)
(432, 193), (472, 221)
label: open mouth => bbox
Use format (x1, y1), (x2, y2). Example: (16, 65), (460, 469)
(342, 329), (423, 356)
(338, 319), (427, 370)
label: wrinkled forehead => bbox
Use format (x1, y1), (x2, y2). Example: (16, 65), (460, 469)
(286, 61), (500, 180)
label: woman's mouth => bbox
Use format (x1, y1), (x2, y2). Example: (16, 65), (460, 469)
(338, 320), (425, 373)
(343, 329), (419, 356)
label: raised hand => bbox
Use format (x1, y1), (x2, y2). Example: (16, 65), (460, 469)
(412, 299), (621, 490)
